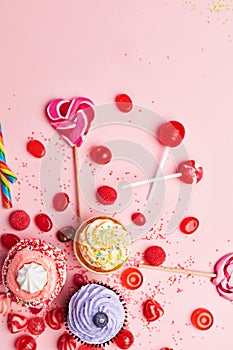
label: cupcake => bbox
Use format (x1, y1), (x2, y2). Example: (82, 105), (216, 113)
(2, 239), (66, 308)
(73, 216), (131, 274)
(66, 282), (127, 346)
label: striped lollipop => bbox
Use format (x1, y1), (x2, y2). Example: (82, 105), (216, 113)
(0, 122), (17, 208)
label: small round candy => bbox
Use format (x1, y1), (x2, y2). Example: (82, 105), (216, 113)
(131, 212), (146, 226)
(115, 94), (133, 113)
(191, 308), (214, 330)
(180, 217), (199, 234)
(158, 120), (185, 147)
(45, 309), (64, 330)
(178, 160), (204, 184)
(93, 312), (108, 328)
(57, 333), (77, 350)
(56, 226), (75, 242)
(53, 192), (69, 211)
(73, 273), (86, 288)
(9, 210), (31, 231)
(1, 233), (20, 249)
(144, 246), (166, 266)
(34, 213), (53, 232)
(91, 145), (112, 165)
(96, 185), (117, 205)
(121, 267), (143, 290)
(15, 335), (37, 350)
(27, 140), (46, 158)
(114, 329), (134, 349)
(143, 299), (164, 322)
(28, 317), (46, 335)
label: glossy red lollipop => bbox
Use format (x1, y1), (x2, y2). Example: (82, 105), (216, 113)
(158, 121), (185, 148)
(178, 160), (204, 184)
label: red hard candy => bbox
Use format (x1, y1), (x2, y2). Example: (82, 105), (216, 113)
(57, 333), (77, 350)
(45, 309), (64, 330)
(180, 217), (199, 234)
(158, 121), (185, 147)
(114, 329), (134, 349)
(1, 233), (20, 249)
(91, 145), (112, 165)
(34, 213), (53, 232)
(9, 210), (31, 231)
(27, 140), (46, 158)
(178, 160), (204, 184)
(96, 186), (117, 205)
(73, 274), (86, 289)
(53, 192), (69, 212)
(131, 212), (146, 226)
(7, 313), (28, 333)
(191, 308), (213, 331)
(121, 268), (143, 290)
(115, 94), (133, 113)
(143, 299), (164, 322)
(15, 335), (37, 350)
(27, 317), (46, 335)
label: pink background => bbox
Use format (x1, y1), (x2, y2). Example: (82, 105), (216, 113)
(1, 0), (233, 349)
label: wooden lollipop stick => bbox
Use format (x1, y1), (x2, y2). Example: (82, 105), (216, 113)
(139, 264), (216, 278)
(74, 146), (81, 220)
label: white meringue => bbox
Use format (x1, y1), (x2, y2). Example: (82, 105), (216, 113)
(16, 262), (47, 293)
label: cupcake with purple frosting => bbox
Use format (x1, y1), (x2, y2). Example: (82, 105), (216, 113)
(65, 282), (127, 346)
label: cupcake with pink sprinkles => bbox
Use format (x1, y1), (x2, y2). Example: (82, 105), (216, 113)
(2, 239), (66, 309)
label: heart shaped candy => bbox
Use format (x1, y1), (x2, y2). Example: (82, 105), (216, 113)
(47, 97), (94, 147)
(7, 313), (28, 333)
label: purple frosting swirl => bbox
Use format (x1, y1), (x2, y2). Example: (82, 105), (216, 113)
(67, 283), (125, 344)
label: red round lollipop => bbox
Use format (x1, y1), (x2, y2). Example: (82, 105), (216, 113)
(178, 160), (203, 184)
(158, 121), (185, 148)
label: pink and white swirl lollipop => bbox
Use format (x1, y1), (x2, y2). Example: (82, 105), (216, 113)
(46, 97), (95, 218)
(140, 252), (233, 301)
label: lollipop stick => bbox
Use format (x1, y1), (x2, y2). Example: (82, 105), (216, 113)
(148, 147), (169, 201)
(74, 146), (82, 220)
(139, 264), (216, 278)
(123, 173), (182, 189)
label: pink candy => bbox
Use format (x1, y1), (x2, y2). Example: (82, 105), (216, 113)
(47, 97), (94, 147)
(212, 253), (233, 301)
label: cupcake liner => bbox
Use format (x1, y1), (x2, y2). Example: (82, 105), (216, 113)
(64, 281), (127, 347)
(2, 239), (66, 308)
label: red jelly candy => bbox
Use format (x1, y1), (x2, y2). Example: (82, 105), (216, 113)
(115, 94), (133, 113)
(27, 317), (46, 335)
(114, 329), (134, 349)
(96, 186), (117, 205)
(9, 210), (31, 231)
(53, 192), (69, 212)
(45, 309), (64, 330)
(73, 273), (86, 288)
(91, 145), (112, 165)
(180, 217), (199, 234)
(15, 335), (37, 350)
(27, 140), (46, 158)
(191, 308), (213, 330)
(158, 121), (185, 147)
(143, 299), (164, 322)
(1, 233), (20, 249)
(34, 213), (53, 232)
(121, 267), (143, 290)
(29, 308), (43, 315)
(57, 333), (77, 350)
(144, 246), (166, 266)
(8, 313), (28, 333)
(131, 212), (146, 226)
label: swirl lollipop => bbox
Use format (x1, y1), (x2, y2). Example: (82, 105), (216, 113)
(140, 252), (233, 301)
(46, 97), (95, 218)
(147, 120), (185, 201)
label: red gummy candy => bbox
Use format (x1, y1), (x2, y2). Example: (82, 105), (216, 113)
(144, 246), (166, 266)
(45, 309), (64, 330)
(27, 317), (46, 335)
(1, 233), (20, 249)
(9, 210), (30, 231)
(15, 335), (37, 350)
(91, 145), (112, 165)
(57, 333), (77, 350)
(115, 94), (133, 113)
(53, 192), (69, 212)
(180, 217), (199, 234)
(131, 212), (146, 226)
(114, 329), (134, 349)
(27, 140), (46, 158)
(143, 299), (164, 322)
(96, 186), (117, 205)
(34, 213), (53, 232)
(7, 313), (28, 333)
